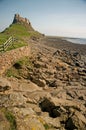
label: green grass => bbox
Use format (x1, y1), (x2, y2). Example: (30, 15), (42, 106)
(5, 67), (20, 78)
(0, 34), (9, 45)
(5, 111), (17, 130)
(6, 56), (33, 78)
(44, 124), (50, 129)
(0, 23), (30, 44)
(0, 23), (42, 51)
(43, 123), (55, 130)
(16, 56), (33, 66)
(1, 108), (17, 130)
(0, 24), (29, 51)
(0, 23), (42, 43)
(1, 24), (30, 40)
(6, 40), (28, 51)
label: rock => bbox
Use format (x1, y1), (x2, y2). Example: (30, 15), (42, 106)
(9, 92), (27, 107)
(13, 107), (35, 116)
(17, 80), (42, 92)
(26, 90), (51, 103)
(26, 97), (37, 104)
(34, 61), (46, 68)
(0, 94), (10, 107)
(39, 97), (63, 118)
(78, 96), (84, 100)
(48, 80), (58, 87)
(32, 78), (46, 87)
(17, 116), (45, 130)
(38, 57), (48, 62)
(73, 52), (80, 57)
(42, 116), (61, 129)
(65, 111), (86, 130)
(0, 110), (14, 130)
(0, 78), (11, 92)
(27, 117), (45, 130)
(66, 91), (77, 99)
(12, 107), (44, 130)
(74, 111), (86, 128)
(45, 69), (55, 76)
(65, 117), (78, 130)
(78, 68), (86, 76)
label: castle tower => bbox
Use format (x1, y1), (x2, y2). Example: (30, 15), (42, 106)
(12, 14), (34, 31)
(13, 14), (31, 25)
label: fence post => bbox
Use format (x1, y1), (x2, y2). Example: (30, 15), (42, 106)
(12, 37), (15, 48)
(3, 44), (5, 51)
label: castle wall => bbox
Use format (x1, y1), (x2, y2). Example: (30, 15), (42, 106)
(14, 14), (30, 24)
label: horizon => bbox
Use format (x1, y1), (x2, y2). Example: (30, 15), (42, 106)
(0, 0), (86, 38)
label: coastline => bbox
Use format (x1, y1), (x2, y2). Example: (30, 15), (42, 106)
(41, 36), (86, 55)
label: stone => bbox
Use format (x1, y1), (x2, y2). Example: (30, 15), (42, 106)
(17, 116), (45, 130)
(17, 80), (42, 92)
(9, 92), (27, 107)
(32, 78), (46, 87)
(0, 77), (11, 92)
(48, 80), (58, 87)
(65, 117), (78, 130)
(39, 97), (62, 118)
(34, 61), (46, 68)
(13, 107), (35, 116)
(43, 116), (61, 129)
(65, 111), (86, 130)
(13, 14), (30, 25)
(0, 110), (11, 130)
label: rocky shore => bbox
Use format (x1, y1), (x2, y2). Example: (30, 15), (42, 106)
(0, 37), (86, 130)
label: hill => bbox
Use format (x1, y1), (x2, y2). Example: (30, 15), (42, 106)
(0, 14), (43, 51)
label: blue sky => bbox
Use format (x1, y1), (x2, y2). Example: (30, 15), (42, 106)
(0, 0), (86, 38)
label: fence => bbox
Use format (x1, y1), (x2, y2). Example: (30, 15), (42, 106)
(0, 37), (16, 52)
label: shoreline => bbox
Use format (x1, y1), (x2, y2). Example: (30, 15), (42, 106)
(41, 36), (86, 55)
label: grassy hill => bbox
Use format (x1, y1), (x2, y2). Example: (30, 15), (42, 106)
(0, 20), (43, 51)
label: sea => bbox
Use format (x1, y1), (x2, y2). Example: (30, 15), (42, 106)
(65, 38), (86, 45)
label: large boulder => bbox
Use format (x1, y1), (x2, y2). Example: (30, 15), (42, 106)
(65, 111), (86, 130)
(31, 78), (46, 87)
(0, 78), (11, 92)
(17, 116), (45, 130)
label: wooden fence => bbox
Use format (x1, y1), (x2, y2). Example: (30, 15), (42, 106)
(0, 37), (16, 52)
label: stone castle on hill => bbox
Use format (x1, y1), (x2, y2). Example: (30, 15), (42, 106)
(12, 13), (44, 38)
(12, 14), (34, 31)
(13, 14), (31, 25)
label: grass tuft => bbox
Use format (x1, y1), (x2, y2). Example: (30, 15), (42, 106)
(44, 123), (50, 129)
(1, 108), (17, 130)
(6, 56), (33, 78)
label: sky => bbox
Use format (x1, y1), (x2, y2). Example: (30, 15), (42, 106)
(0, 0), (86, 38)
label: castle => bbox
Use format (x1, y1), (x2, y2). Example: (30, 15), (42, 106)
(13, 14), (31, 25)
